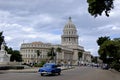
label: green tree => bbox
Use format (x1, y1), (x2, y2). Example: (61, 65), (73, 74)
(97, 36), (111, 63)
(5, 46), (13, 54)
(47, 47), (56, 61)
(97, 36), (113, 63)
(0, 31), (22, 62)
(87, 0), (114, 17)
(91, 56), (98, 63)
(0, 31), (4, 49)
(56, 47), (62, 63)
(98, 37), (120, 71)
(114, 38), (120, 41)
(36, 50), (41, 63)
(98, 39), (120, 63)
(0, 31), (13, 54)
(97, 36), (110, 46)
(10, 50), (22, 62)
(56, 47), (62, 53)
(78, 51), (83, 60)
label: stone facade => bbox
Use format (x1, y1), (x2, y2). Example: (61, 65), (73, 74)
(20, 42), (51, 63)
(82, 51), (92, 64)
(20, 17), (92, 65)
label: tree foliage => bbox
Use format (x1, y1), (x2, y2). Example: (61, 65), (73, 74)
(87, 0), (114, 17)
(78, 51), (83, 59)
(36, 50), (41, 63)
(10, 50), (22, 62)
(36, 50), (41, 57)
(56, 47), (62, 53)
(91, 56), (98, 63)
(47, 47), (56, 60)
(97, 36), (120, 71)
(0, 31), (22, 62)
(5, 46), (13, 54)
(97, 36), (110, 46)
(97, 36), (110, 63)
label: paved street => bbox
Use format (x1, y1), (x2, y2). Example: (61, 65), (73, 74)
(0, 67), (120, 80)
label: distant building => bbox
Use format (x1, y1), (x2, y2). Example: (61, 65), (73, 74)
(20, 42), (51, 63)
(20, 17), (92, 65)
(82, 51), (92, 64)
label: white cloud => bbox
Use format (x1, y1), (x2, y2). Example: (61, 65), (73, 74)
(32, 14), (54, 25)
(0, 23), (22, 30)
(39, 33), (61, 43)
(98, 25), (114, 30)
(85, 48), (97, 56)
(27, 34), (38, 38)
(111, 26), (120, 30)
(0, 10), (11, 18)
(5, 36), (13, 41)
(78, 35), (99, 56)
(109, 0), (120, 17)
(22, 27), (34, 32)
(98, 24), (120, 31)
(0, 0), (120, 56)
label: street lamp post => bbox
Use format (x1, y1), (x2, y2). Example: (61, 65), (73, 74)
(55, 52), (56, 64)
(54, 49), (56, 64)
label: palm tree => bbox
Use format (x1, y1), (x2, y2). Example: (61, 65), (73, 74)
(78, 51), (83, 66)
(36, 50), (41, 63)
(78, 51), (83, 60)
(56, 47), (62, 62)
(56, 47), (62, 53)
(47, 47), (56, 62)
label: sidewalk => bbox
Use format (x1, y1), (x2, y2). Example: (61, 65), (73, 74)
(0, 66), (74, 73)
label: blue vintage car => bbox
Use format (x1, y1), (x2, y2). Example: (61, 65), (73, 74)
(38, 63), (61, 76)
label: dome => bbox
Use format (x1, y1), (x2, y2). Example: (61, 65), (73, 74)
(61, 17), (79, 48)
(64, 17), (76, 30)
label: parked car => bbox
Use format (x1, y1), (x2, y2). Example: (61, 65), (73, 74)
(38, 63), (61, 76)
(102, 64), (109, 70)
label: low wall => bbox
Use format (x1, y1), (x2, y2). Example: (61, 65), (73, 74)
(7, 62), (21, 65)
(0, 62), (22, 66)
(0, 62), (24, 70)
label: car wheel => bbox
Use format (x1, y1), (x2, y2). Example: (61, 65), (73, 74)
(58, 72), (61, 75)
(41, 73), (44, 76)
(52, 73), (55, 76)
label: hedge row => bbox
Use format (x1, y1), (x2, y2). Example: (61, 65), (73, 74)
(0, 65), (24, 70)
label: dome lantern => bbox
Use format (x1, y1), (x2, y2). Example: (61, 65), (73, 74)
(64, 17), (76, 30)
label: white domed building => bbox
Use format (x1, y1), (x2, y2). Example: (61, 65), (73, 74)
(61, 17), (85, 64)
(62, 17), (79, 48)
(20, 17), (92, 65)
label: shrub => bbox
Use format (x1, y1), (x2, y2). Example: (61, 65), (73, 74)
(0, 65), (24, 70)
(34, 61), (46, 67)
(111, 61), (120, 72)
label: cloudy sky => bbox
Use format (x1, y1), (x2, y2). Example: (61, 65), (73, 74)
(0, 0), (120, 56)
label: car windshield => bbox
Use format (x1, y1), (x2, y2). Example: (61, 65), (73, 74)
(43, 64), (54, 68)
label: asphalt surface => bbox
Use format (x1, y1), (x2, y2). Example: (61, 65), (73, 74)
(0, 67), (120, 80)
(0, 66), (73, 73)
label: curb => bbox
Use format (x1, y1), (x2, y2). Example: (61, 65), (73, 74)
(109, 69), (120, 73)
(0, 67), (75, 73)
